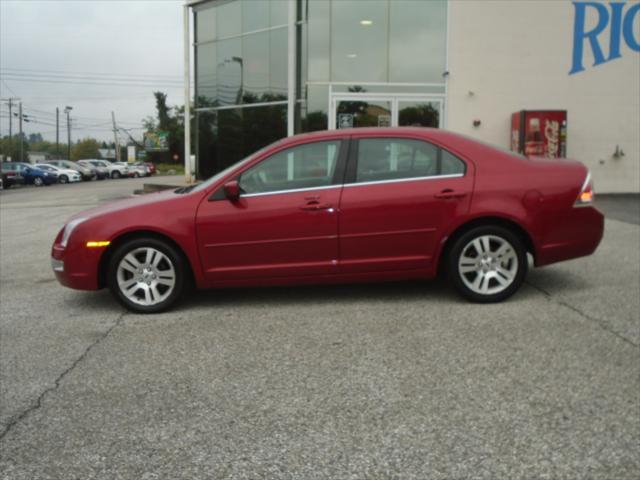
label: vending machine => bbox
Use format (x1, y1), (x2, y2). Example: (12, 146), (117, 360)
(511, 110), (567, 158)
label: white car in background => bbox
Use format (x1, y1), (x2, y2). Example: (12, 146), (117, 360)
(86, 159), (129, 179)
(127, 162), (151, 178)
(35, 164), (82, 184)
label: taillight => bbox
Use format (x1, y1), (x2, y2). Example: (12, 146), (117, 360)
(574, 172), (594, 207)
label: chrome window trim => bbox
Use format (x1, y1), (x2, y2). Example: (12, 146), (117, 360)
(242, 184), (341, 198)
(344, 173), (464, 188)
(240, 173), (465, 198)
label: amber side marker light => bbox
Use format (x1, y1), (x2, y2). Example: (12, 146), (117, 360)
(86, 241), (111, 248)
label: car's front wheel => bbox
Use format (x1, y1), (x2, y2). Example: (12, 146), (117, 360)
(111, 171), (121, 179)
(33, 177), (44, 186)
(59, 175), (68, 184)
(448, 226), (527, 303)
(107, 237), (187, 313)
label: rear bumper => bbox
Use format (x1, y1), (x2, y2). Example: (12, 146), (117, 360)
(536, 206), (605, 266)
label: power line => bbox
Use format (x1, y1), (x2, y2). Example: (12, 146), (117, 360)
(2, 67), (183, 80)
(0, 76), (185, 89)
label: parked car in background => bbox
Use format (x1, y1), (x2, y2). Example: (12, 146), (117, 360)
(77, 160), (109, 180)
(144, 162), (156, 175)
(112, 162), (133, 179)
(45, 160), (96, 181)
(128, 162), (151, 178)
(51, 127), (604, 313)
(35, 164), (82, 184)
(1, 164), (26, 189)
(4, 162), (58, 186)
(88, 160), (129, 179)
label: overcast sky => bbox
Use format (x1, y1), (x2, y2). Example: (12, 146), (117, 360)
(0, 0), (186, 144)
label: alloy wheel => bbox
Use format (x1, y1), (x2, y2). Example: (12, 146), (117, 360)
(457, 235), (519, 296)
(116, 247), (176, 307)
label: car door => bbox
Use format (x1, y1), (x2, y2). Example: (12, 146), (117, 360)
(196, 138), (348, 283)
(338, 134), (473, 274)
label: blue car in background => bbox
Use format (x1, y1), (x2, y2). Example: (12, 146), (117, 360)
(1, 162), (58, 186)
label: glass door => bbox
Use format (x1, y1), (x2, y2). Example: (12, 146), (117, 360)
(329, 93), (443, 129)
(397, 99), (442, 128)
(333, 97), (393, 129)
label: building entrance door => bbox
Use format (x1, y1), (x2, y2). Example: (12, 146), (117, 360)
(329, 94), (443, 130)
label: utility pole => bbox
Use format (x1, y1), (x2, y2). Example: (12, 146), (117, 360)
(64, 106), (73, 160)
(8, 98), (13, 138)
(56, 107), (59, 157)
(111, 111), (121, 161)
(18, 102), (24, 162)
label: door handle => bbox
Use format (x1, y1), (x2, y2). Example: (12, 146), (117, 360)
(300, 203), (333, 211)
(434, 189), (468, 199)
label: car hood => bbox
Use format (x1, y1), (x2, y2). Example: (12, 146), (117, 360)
(68, 188), (189, 223)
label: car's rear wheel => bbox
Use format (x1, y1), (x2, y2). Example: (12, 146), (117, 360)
(59, 175), (68, 184)
(107, 238), (187, 313)
(111, 171), (121, 179)
(448, 226), (527, 303)
(34, 177), (44, 186)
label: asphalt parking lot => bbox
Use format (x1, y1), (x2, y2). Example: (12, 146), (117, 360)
(1, 178), (638, 479)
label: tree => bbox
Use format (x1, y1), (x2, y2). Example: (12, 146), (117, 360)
(0, 135), (29, 162)
(28, 133), (43, 144)
(71, 138), (101, 160)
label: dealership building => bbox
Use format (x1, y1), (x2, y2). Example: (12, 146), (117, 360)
(185, 0), (640, 193)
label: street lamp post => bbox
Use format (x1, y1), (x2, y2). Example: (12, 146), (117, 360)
(64, 106), (73, 160)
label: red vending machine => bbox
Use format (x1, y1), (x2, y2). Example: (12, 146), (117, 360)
(511, 110), (567, 158)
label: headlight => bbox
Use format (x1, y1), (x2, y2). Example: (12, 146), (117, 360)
(60, 217), (86, 248)
(44, 173), (49, 176)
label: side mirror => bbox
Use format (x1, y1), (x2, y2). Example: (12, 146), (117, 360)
(223, 180), (241, 201)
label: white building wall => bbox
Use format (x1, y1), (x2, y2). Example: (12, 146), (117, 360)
(447, 0), (640, 193)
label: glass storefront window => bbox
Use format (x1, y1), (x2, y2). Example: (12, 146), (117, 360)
(216, 37), (242, 106)
(197, 103), (287, 179)
(270, 0), (288, 27)
(243, 31), (270, 101)
(307, 0), (330, 82)
(217, 0), (242, 38)
(389, 0), (447, 83)
(196, 42), (217, 108)
(269, 27), (288, 100)
(196, 6), (216, 43)
(302, 84), (329, 132)
(243, 0), (269, 33)
(330, 0), (388, 82)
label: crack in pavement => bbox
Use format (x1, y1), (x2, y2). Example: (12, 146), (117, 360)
(0, 311), (127, 442)
(525, 280), (639, 349)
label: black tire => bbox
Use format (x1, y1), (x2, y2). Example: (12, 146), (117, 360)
(34, 177), (44, 186)
(59, 175), (68, 184)
(107, 237), (188, 313)
(447, 225), (527, 303)
(133, 172), (140, 178)
(111, 171), (121, 179)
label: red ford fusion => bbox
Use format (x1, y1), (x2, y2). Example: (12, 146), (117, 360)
(51, 128), (604, 313)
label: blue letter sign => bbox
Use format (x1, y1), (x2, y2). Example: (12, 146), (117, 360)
(570, 1), (640, 74)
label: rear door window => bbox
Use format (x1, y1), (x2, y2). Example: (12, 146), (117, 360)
(354, 138), (466, 184)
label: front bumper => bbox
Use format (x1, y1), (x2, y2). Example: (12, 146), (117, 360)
(51, 244), (102, 290)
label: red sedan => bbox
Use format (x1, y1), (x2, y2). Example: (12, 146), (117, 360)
(51, 128), (603, 313)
